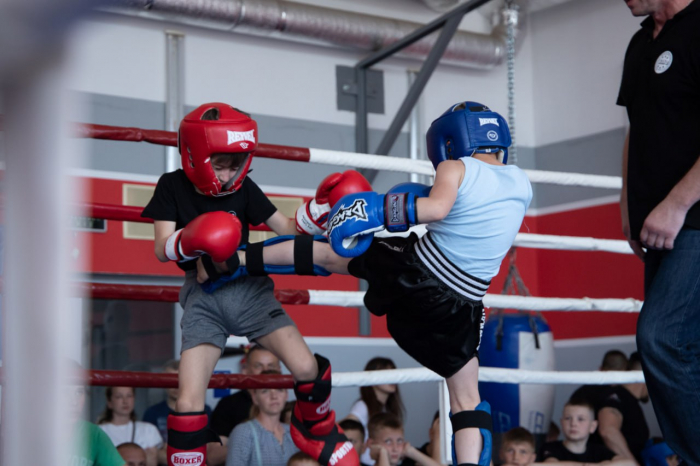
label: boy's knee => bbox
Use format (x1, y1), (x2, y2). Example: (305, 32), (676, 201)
(294, 353), (320, 382)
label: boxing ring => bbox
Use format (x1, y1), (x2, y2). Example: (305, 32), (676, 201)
(73, 121), (645, 389)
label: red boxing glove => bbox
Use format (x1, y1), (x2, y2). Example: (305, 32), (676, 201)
(165, 211), (242, 263)
(296, 170), (372, 235)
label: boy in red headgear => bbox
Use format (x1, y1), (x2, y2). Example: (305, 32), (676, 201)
(141, 103), (370, 466)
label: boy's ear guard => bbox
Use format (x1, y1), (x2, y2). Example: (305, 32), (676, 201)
(200, 235), (331, 294)
(450, 401), (493, 466)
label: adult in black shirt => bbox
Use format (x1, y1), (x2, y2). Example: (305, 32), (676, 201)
(595, 356), (649, 464)
(618, 1), (700, 463)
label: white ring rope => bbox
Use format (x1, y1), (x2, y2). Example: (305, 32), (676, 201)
(306, 290), (643, 312)
(331, 367), (645, 387)
(378, 226), (633, 255)
(308, 149), (622, 190)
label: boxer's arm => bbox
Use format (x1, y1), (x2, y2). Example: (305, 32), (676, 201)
(416, 160), (462, 224)
(154, 220), (177, 262)
(265, 210), (299, 236)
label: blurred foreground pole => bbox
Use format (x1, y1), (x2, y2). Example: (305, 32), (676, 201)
(0, 0), (99, 463)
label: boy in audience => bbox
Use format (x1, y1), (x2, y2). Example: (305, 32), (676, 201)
(367, 413), (442, 466)
(500, 427), (537, 466)
(288, 451), (321, 466)
(541, 400), (623, 463)
(401, 412), (442, 466)
(339, 419), (370, 466)
(117, 442), (147, 466)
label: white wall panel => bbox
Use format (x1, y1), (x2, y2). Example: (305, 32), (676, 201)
(68, 16), (166, 102)
(65, 6), (536, 139)
(530, 0), (639, 146)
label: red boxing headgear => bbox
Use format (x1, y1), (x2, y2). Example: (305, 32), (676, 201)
(179, 102), (257, 197)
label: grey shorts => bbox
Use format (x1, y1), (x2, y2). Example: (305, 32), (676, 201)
(179, 271), (296, 353)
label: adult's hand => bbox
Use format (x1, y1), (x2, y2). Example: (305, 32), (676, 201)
(640, 196), (688, 251)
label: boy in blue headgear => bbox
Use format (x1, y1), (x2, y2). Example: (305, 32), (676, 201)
(205, 101), (532, 466)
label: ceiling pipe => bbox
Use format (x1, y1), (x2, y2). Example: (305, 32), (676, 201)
(107, 0), (525, 69)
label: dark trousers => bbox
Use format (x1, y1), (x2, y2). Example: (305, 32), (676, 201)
(637, 227), (700, 465)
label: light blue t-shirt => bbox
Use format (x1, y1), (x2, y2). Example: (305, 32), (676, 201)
(426, 157), (532, 281)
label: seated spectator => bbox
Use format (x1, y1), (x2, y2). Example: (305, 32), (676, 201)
(346, 357), (405, 465)
(280, 400), (295, 424)
(67, 361), (125, 466)
(540, 400), (634, 465)
(401, 411), (442, 466)
(287, 451), (321, 466)
(98, 386), (163, 466)
(500, 427), (537, 466)
(225, 370), (298, 466)
(367, 412), (441, 466)
(117, 442), (147, 466)
(339, 419), (370, 466)
(142, 359), (212, 464)
(209, 344), (282, 465)
(570, 350), (629, 415)
(596, 352), (649, 463)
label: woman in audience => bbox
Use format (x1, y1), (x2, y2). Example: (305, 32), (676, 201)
(97, 386), (163, 466)
(346, 357), (405, 465)
(226, 370), (298, 466)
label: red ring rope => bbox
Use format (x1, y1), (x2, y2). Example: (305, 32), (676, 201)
(82, 283), (312, 305)
(76, 123), (312, 162)
(88, 370), (294, 389)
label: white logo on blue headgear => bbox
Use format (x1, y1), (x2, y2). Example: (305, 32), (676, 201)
(479, 118), (499, 126)
(655, 51), (673, 74)
(487, 131), (499, 141)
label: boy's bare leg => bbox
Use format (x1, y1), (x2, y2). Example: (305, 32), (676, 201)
(256, 325), (318, 380)
(446, 357), (482, 464)
(238, 241), (352, 275)
(177, 343), (221, 412)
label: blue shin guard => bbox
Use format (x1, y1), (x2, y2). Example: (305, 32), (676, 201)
(201, 235), (331, 293)
(450, 401), (493, 466)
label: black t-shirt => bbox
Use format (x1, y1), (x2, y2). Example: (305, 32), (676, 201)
(539, 441), (614, 462)
(141, 170), (277, 270)
(617, 1), (700, 239)
(594, 386), (649, 463)
(210, 389), (253, 437)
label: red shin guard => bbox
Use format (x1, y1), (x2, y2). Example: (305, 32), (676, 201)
(291, 354), (358, 465)
(167, 412), (219, 466)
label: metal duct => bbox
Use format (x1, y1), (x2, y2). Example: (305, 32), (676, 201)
(109, 0), (522, 69)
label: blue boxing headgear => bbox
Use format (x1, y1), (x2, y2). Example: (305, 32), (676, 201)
(426, 101), (511, 168)
(641, 439), (675, 466)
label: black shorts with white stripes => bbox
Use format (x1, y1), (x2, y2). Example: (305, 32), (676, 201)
(348, 233), (488, 378)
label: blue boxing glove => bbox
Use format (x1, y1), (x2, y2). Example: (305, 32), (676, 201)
(327, 187), (427, 258)
(387, 182), (431, 199)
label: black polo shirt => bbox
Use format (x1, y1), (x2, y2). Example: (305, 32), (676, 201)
(617, 1), (700, 239)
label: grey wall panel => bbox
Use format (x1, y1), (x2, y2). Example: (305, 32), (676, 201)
(81, 93), (167, 175)
(531, 127), (626, 210)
